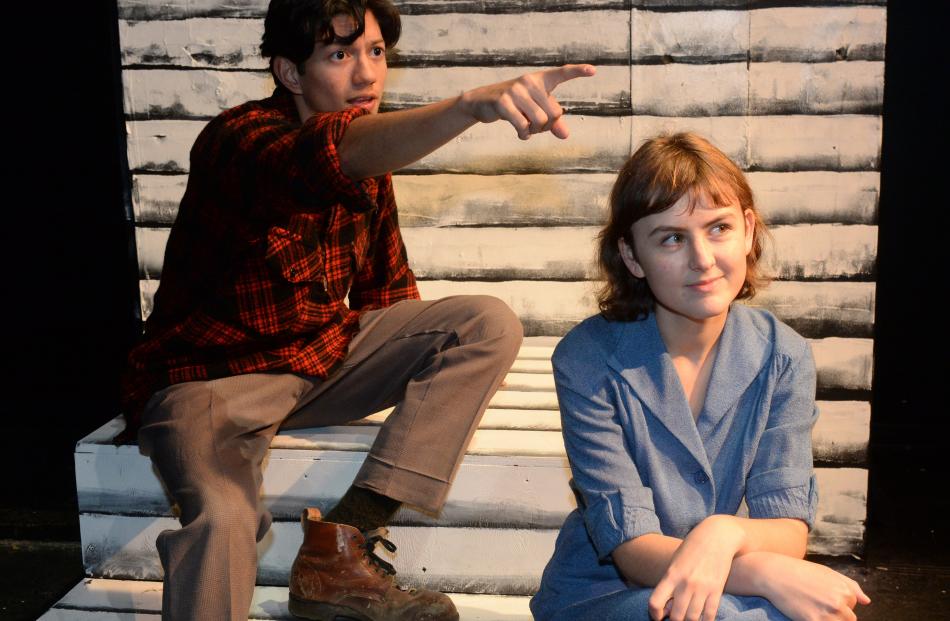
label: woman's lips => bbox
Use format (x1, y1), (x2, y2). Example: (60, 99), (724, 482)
(687, 276), (723, 292)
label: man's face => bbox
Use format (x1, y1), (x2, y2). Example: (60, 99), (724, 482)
(293, 9), (388, 118)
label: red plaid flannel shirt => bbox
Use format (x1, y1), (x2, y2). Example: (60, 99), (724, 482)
(121, 91), (420, 433)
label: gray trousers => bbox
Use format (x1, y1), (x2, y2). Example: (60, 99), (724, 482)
(137, 296), (523, 620)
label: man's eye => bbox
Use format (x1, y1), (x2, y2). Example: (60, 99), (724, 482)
(661, 233), (684, 246)
(371, 46), (385, 56)
(332, 50), (346, 60)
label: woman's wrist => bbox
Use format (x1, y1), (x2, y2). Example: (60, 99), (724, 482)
(726, 551), (777, 599)
(698, 514), (748, 557)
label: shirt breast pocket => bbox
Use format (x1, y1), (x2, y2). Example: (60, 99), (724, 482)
(265, 218), (328, 290)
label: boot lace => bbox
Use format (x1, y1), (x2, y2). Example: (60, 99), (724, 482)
(360, 528), (397, 576)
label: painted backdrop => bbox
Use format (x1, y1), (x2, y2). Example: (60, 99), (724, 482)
(118, 0), (884, 555)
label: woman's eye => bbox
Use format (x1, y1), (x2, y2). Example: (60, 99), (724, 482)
(661, 233), (684, 246)
(711, 223), (732, 235)
(331, 50), (346, 60)
(371, 46), (385, 56)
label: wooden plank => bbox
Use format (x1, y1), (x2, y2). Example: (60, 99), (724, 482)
(631, 7), (885, 63)
(135, 224), (876, 281)
(77, 445), (575, 527)
(124, 69), (273, 120)
(123, 66), (629, 121)
(633, 63), (747, 116)
(633, 62), (882, 116)
(127, 116), (631, 174)
(812, 337), (873, 393)
(393, 11), (630, 66)
(48, 578), (533, 620)
(121, 62), (883, 121)
(119, 8), (885, 68)
(114, 0), (886, 20)
(80, 516), (557, 593)
(632, 116), (881, 172)
(749, 115), (882, 171)
(119, 13), (630, 69)
(631, 9), (750, 63)
(760, 224), (876, 281)
(812, 401), (869, 466)
(128, 116), (882, 174)
(750, 7), (886, 62)
(138, 278), (874, 338)
(77, 464), (865, 589)
(131, 171), (879, 227)
(75, 399), (867, 527)
(748, 171), (878, 225)
(749, 61), (884, 115)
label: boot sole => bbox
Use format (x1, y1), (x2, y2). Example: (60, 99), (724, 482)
(288, 594), (460, 621)
(288, 594), (373, 621)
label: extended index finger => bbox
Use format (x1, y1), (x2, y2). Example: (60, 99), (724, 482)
(541, 64), (596, 93)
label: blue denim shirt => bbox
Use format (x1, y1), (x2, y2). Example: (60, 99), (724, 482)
(531, 305), (819, 620)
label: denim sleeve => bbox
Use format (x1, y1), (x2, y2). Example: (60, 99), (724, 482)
(555, 362), (662, 561)
(745, 344), (820, 528)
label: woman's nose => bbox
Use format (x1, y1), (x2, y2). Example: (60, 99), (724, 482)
(689, 237), (716, 271)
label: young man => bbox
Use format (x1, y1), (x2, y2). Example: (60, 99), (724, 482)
(121, 0), (594, 619)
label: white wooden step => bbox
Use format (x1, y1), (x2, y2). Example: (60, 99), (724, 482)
(40, 579), (531, 620)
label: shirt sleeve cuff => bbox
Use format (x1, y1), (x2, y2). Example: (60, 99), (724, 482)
(298, 107), (379, 213)
(746, 469), (818, 529)
(582, 487), (662, 560)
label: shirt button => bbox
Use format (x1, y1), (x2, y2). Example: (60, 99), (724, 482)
(288, 267), (298, 278)
(693, 471), (709, 484)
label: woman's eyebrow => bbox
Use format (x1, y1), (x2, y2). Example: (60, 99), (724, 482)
(647, 208), (737, 237)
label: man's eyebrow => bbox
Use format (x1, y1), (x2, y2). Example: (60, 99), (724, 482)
(367, 38), (386, 46)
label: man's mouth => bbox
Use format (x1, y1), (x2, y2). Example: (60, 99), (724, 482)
(348, 96), (377, 110)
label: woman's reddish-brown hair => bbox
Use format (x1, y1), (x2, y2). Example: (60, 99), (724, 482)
(597, 132), (770, 321)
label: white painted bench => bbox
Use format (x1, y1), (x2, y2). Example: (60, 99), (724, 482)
(50, 337), (869, 618)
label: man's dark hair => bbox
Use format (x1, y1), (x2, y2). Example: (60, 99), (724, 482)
(261, 0), (401, 92)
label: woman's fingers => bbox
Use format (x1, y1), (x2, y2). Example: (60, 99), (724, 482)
(648, 580), (674, 621)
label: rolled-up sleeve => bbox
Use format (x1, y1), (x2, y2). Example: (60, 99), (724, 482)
(230, 105), (379, 214)
(555, 353), (662, 560)
(745, 345), (820, 528)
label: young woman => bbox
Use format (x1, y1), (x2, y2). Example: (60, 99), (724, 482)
(531, 133), (870, 621)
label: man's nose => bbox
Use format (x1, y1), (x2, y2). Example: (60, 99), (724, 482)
(353, 53), (377, 85)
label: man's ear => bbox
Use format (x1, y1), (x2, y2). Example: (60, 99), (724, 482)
(273, 56), (304, 95)
(618, 239), (646, 279)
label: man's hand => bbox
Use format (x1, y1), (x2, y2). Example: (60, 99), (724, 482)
(457, 64), (596, 140)
(339, 64), (596, 179)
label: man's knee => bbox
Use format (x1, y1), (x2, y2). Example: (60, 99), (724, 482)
(452, 295), (524, 350)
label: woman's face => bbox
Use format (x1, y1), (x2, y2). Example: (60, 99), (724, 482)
(619, 191), (754, 326)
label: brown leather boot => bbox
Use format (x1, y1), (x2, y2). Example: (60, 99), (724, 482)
(288, 508), (459, 621)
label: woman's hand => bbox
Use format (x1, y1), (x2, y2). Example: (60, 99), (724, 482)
(752, 554), (870, 621)
(647, 515), (746, 621)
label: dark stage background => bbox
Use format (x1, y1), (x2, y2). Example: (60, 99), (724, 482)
(2, 0), (946, 567)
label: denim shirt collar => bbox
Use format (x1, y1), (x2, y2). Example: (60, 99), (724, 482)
(606, 305), (771, 469)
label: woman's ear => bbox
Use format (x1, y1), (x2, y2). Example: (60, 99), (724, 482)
(272, 56), (304, 95)
(742, 208), (755, 256)
(618, 238), (646, 279)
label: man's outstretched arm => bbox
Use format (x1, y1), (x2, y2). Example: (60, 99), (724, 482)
(338, 64), (596, 180)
